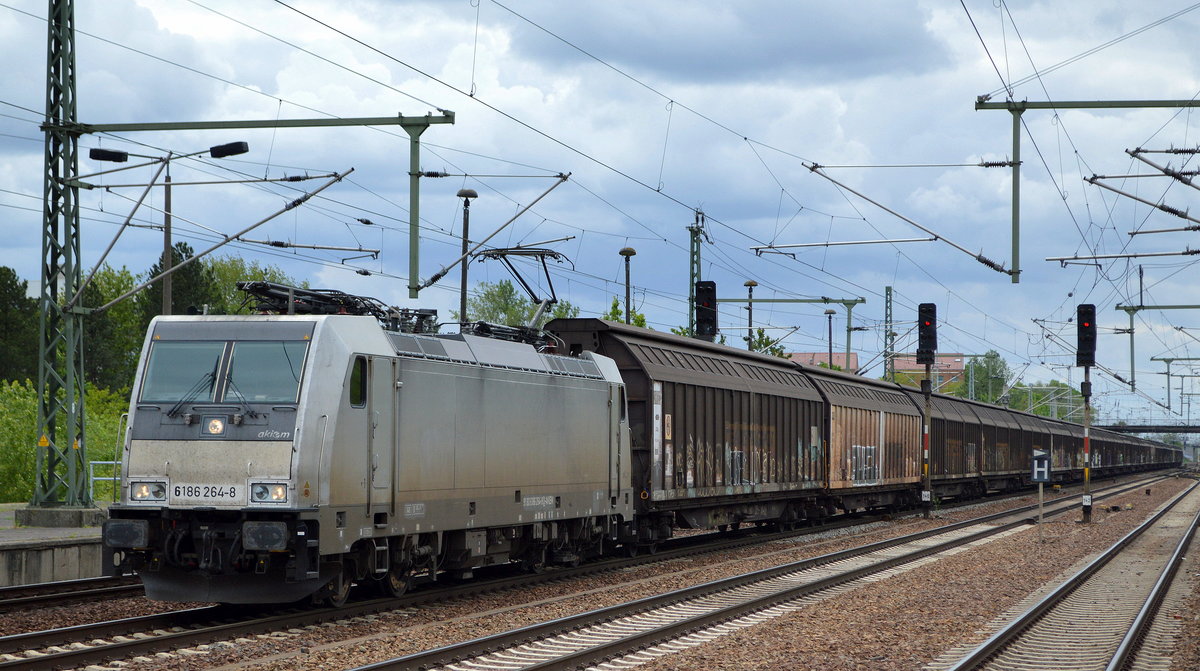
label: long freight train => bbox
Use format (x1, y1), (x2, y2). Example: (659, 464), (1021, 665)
(103, 285), (1181, 604)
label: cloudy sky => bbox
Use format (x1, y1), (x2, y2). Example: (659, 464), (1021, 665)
(3, 1), (1200, 424)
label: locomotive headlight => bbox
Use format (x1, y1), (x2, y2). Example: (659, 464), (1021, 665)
(251, 482), (287, 503)
(205, 417), (225, 435)
(130, 481), (166, 501)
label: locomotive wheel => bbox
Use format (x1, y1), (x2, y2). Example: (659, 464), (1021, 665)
(522, 558), (546, 573)
(520, 545), (547, 573)
(322, 568), (352, 608)
(381, 567), (410, 598)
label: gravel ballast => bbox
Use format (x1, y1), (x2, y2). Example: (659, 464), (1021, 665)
(15, 477), (1196, 671)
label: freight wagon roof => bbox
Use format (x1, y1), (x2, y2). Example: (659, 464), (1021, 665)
(953, 396), (1022, 430)
(1035, 416), (1083, 439)
(805, 374), (920, 415)
(1010, 410), (1049, 434)
(899, 389), (978, 424)
(546, 318), (823, 400)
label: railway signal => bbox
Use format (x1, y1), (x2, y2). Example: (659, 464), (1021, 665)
(1076, 303), (1095, 523)
(916, 303), (937, 365)
(1076, 303), (1096, 366)
(916, 302), (937, 518)
(695, 281), (718, 339)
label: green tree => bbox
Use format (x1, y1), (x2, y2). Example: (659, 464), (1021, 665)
(1005, 379), (1084, 420)
(0, 379), (130, 503)
(0, 267), (38, 383)
(959, 350), (1010, 404)
(205, 255), (308, 315)
(455, 280), (579, 328)
(748, 327), (788, 358)
(670, 325), (726, 345)
(603, 296), (647, 328)
(0, 379), (37, 501)
(83, 264), (144, 393)
(135, 242), (219, 328)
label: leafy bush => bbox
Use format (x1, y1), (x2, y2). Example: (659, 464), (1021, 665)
(0, 380), (37, 503)
(0, 380), (130, 503)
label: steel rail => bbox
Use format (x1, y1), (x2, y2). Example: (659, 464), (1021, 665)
(0, 575), (141, 612)
(0, 474), (1166, 669)
(0, 583), (142, 611)
(350, 477), (1162, 671)
(944, 481), (1200, 671)
(1105, 501), (1200, 671)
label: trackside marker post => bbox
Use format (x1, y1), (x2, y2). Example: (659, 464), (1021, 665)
(1031, 448), (1051, 542)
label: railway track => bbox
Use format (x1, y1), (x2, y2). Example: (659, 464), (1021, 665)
(346, 477), (1167, 671)
(0, 475), (1168, 670)
(0, 575), (142, 612)
(0, 513), (882, 669)
(935, 481), (1200, 671)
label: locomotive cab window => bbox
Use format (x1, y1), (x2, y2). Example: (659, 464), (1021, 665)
(349, 356), (366, 407)
(140, 339), (310, 404)
(225, 341), (309, 403)
(140, 341), (224, 403)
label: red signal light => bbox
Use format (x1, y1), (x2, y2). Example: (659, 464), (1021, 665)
(1077, 304), (1096, 366)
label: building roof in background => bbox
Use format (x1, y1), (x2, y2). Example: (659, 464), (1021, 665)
(893, 353), (967, 373)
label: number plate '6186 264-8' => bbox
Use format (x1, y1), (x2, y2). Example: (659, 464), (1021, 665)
(171, 483), (243, 505)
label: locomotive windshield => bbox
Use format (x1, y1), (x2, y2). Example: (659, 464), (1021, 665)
(140, 340), (310, 404)
(140, 342), (223, 403)
(225, 341), (309, 403)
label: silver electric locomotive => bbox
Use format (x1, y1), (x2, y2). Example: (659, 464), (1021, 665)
(104, 284), (633, 604)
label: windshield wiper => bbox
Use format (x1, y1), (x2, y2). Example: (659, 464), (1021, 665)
(223, 375), (260, 418)
(166, 371), (216, 418)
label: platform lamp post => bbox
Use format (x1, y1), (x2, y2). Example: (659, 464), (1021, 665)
(456, 188), (478, 322)
(744, 280), (757, 350)
(824, 309), (836, 368)
(619, 247), (637, 324)
(88, 141), (248, 315)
